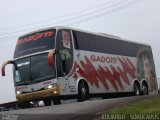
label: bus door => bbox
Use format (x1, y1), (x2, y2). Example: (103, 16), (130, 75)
(56, 29), (75, 95)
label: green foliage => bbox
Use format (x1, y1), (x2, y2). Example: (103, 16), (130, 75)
(107, 96), (160, 114)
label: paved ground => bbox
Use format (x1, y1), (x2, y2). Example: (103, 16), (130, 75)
(0, 94), (159, 120)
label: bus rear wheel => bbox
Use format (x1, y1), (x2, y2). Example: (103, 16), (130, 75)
(78, 81), (89, 102)
(141, 83), (148, 95)
(134, 82), (140, 96)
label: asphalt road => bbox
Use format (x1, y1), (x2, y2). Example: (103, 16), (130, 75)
(0, 94), (159, 120)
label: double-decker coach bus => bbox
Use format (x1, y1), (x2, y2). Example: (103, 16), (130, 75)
(1, 26), (158, 107)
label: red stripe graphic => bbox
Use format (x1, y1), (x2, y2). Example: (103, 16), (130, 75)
(70, 56), (136, 91)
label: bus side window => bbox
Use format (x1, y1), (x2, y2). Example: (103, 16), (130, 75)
(73, 31), (79, 49)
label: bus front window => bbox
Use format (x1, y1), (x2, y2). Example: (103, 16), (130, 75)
(31, 53), (56, 82)
(14, 53), (56, 85)
(14, 57), (30, 85)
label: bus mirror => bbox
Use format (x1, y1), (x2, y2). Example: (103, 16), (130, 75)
(1, 62), (7, 76)
(1, 60), (17, 76)
(48, 50), (55, 66)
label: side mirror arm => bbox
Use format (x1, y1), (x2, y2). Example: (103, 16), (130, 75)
(1, 60), (17, 76)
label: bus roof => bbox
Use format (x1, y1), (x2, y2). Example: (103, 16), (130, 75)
(19, 26), (150, 47)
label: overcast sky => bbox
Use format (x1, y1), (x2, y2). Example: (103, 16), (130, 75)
(0, 0), (160, 104)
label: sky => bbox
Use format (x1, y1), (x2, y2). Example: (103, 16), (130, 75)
(0, 0), (160, 104)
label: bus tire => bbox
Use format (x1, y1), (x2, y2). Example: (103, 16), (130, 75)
(18, 102), (31, 109)
(141, 82), (148, 95)
(43, 99), (51, 106)
(53, 99), (61, 105)
(134, 82), (140, 96)
(78, 81), (89, 102)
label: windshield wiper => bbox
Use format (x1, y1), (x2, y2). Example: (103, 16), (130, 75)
(33, 75), (55, 83)
(15, 81), (30, 86)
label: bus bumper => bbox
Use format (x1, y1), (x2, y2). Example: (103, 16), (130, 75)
(16, 86), (60, 102)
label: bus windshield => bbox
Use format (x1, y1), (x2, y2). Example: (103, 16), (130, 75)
(14, 53), (56, 85)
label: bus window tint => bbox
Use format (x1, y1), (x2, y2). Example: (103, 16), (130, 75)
(31, 53), (56, 82)
(72, 30), (144, 57)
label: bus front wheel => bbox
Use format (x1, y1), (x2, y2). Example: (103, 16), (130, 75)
(141, 82), (148, 95)
(43, 99), (51, 106)
(53, 98), (61, 105)
(78, 81), (89, 102)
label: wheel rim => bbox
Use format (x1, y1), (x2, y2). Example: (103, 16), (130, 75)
(78, 81), (87, 101)
(134, 84), (140, 95)
(136, 88), (139, 95)
(81, 82), (86, 96)
(142, 85), (148, 95)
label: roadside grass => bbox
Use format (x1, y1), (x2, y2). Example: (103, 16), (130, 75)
(95, 95), (160, 120)
(107, 96), (160, 114)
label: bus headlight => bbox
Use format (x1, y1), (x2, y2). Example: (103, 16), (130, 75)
(53, 90), (58, 94)
(16, 91), (22, 94)
(47, 85), (53, 89)
(45, 83), (57, 89)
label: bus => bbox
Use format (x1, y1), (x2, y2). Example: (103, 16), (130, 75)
(1, 26), (158, 107)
